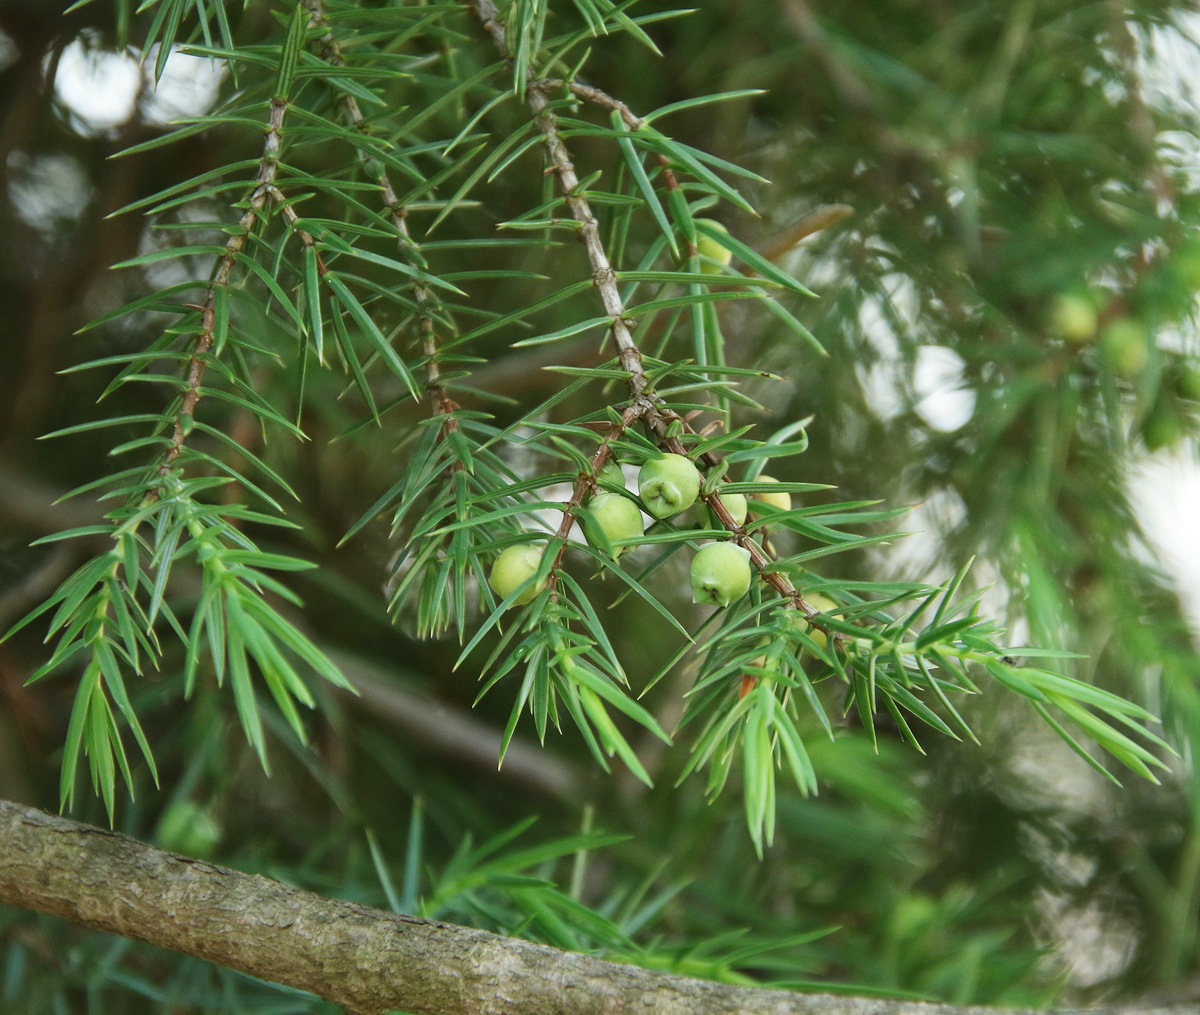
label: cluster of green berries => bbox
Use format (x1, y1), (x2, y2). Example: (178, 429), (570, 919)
(488, 453), (794, 610)
(1050, 291), (1154, 377)
(1049, 286), (1200, 450)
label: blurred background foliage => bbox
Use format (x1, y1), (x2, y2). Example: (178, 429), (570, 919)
(1, 0), (1200, 1012)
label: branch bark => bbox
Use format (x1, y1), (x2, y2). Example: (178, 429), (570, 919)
(1, 798), (1196, 1015)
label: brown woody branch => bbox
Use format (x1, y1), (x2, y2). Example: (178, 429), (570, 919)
(530, 77), (643, 130)
(2, 798), (1194, 1015)
(158, 96), (289, 479)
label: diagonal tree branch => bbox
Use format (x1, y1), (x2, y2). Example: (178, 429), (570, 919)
(0, 798), (1195, 1015)
(469, 0), (836, 627)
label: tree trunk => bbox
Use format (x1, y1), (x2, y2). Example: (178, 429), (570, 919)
(0, 798), (1193, 1015)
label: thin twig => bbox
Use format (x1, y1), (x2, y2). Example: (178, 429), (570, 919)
(530, 77), (643, 130)
(302, 0), (460, 428)
(756, 204), (855, 264)
(1108, 5), (1174, 211)
(777, 0), (874, 111)
(547, 404), (643, 586)
(157, 96), (289, 480)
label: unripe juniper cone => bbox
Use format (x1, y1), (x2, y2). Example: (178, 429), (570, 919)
(752, 475), (792, 513)
(638, 454), (702, 519)
(792, 593), (838, 650)
(694, 218), (733, 273)
(489, 544), (545, 605)
(691, 542), (753, 606)
(586, 492), (644, 557)
(702, 491), (748, 528)
(597, 461), (626, 490)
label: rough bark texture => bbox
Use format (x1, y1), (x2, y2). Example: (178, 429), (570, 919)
(0, 798), (1195, 1015)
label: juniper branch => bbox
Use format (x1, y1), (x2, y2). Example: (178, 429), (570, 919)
(157, 96), (290, 484)
(301, 0), (459, 426)
(471, 0), (827, 625)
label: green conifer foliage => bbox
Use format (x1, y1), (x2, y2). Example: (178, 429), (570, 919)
(0, 1), (1197, 1009)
